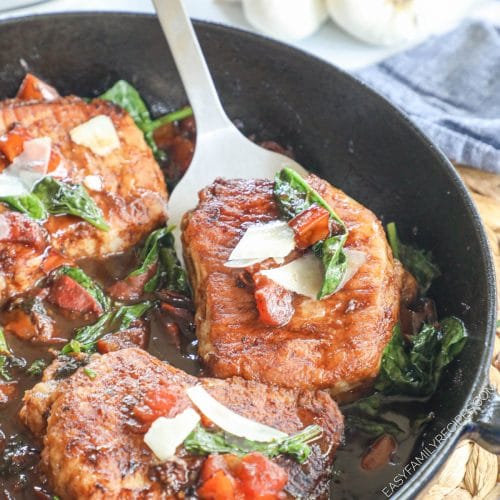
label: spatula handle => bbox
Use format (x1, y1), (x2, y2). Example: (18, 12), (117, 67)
(153, 0), (232, 136)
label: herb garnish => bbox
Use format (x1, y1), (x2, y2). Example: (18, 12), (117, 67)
(0, 328), (12, 381)
(33, 176), (109, 231)
(184, 424), (322, 464)
(99, 80), (192, 160)
(26, 359), (47, 377)
(274, 168), (348, 298)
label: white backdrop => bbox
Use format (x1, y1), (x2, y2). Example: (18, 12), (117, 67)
(1, 0), (500, 70)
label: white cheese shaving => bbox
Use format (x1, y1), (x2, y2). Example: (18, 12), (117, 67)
(0, 137), (52, 196)
(144, 408), (200, 462)
(83, 174), (104, 192)
(261, 253), (323, 299)
(187, 385), (287, 442)
(70, 115), (120, 156)
(226, 220), (295, 266)
(261, 248), (367, 299)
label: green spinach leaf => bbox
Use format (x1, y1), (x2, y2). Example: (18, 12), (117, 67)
(274, 167), (348, 299)
(386, 222), (440, 293)
(62, 301), (153, 354)
(0, 328), (12, 381)
(375, 319), (467, 397)
(128, 226), (189, 294)
(184, 424), (322, 464)
(26, 359), (47, 377)
(99, 80), (192, 160)
(346, 415), (404, 438)
(56, 266), (110, 312)
(33, 177), (109, 231)
(0, 194), (47, 220)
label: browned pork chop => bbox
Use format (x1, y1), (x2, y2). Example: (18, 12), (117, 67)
(20, 348), (343, 499)
(0, 96), (167, 304)
(182, 176), (401, 397)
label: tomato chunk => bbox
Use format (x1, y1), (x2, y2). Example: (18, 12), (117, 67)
(132, 386), (181, 425)
(96, 327), (148, 354)
(0, 212), (47, 250)
(235, 453), (288, 499)
(199, 453), (287, 500)
(288, 204), (331, 249)
(48, 274), (103, 315)
(198, 470), (235, 500)
(107, 264), (157, 302)
(253, 273), (294, 327)
(0, 125), (32, 163)
(361, 434), (397, 471)
(16, 73), (60, 101)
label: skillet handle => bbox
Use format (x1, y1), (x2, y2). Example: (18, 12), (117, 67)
(465, 384), (500, 454)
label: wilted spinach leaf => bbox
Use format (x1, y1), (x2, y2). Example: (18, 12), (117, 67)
(184, 424), (322, 464)
(128, 225), (189, 294)
(33, 177), (109, 231)
(0, 327), (12, 381)
(0, 194), (47, 220)
(99, 80), (192, 160)
(61, 301), (153, 354)
(386, 222), (440, 294)
(375, 319), (467, 397)
(56, 266), (110, 312)
(274, 167), (348, 298)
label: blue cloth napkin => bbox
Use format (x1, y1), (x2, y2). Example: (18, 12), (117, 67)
(357, 20), (500, 174)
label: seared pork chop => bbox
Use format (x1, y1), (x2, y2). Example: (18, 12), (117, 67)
(0, 96), (167, 304)
(20, 348), (343, 499)
(182, 176), (401, 397)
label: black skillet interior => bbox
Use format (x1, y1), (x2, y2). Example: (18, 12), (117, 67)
(0, 12), (496, 499)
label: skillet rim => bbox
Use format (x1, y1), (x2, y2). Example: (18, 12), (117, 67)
(0, 11), (496, 499)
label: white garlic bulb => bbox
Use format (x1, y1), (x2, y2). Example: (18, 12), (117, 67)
(242, 0), (328, 41)
(326, 0), (478, 46)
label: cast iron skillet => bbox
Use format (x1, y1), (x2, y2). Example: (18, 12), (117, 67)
(0, 12), (497, 499)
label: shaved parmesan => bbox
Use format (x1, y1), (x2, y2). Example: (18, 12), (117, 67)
(261, 253), (323, 299)
(226, 220), (295, 266)
(224, 257), (264, 268)
(144, 408), (200, 462)
(187, 385), (287, 442)
(0, 137), (52, 196)
(83, 175), (104, 192)
(261, 248), (367, 299)
(70, 115), (120, 156)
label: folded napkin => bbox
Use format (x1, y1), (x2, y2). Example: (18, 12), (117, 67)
(357, 20), (500, 174)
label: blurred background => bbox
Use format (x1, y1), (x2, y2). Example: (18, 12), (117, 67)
(0, 0), (498, 70)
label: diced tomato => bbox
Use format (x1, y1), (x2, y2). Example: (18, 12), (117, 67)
(96, 327), (148, 354)
(41, 250), (74, 275)
(253, 273), (294, 327)
(16, 73), (60, 101)
(360, 434), (397, 471)
(0, 212), (47, 250)
(198, 470), (235, 500)
(107, 264), (157, 302)
(0, 382), (18, 406)
(47, 150), (61, 173)
(47, 274), (102, 316)
(234, 453), (288, 499)
(132, 386), (181, 425)
(288, 204), (331, 249)
(3, 309), (37, 341)
(0, 125), (32, 163)
(199, 453), (287, 500)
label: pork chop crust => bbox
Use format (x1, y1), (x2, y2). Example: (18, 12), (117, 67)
(0, 97), (167, 304)
(20, 348), (343, 499)
(182, 176), (401, 396)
